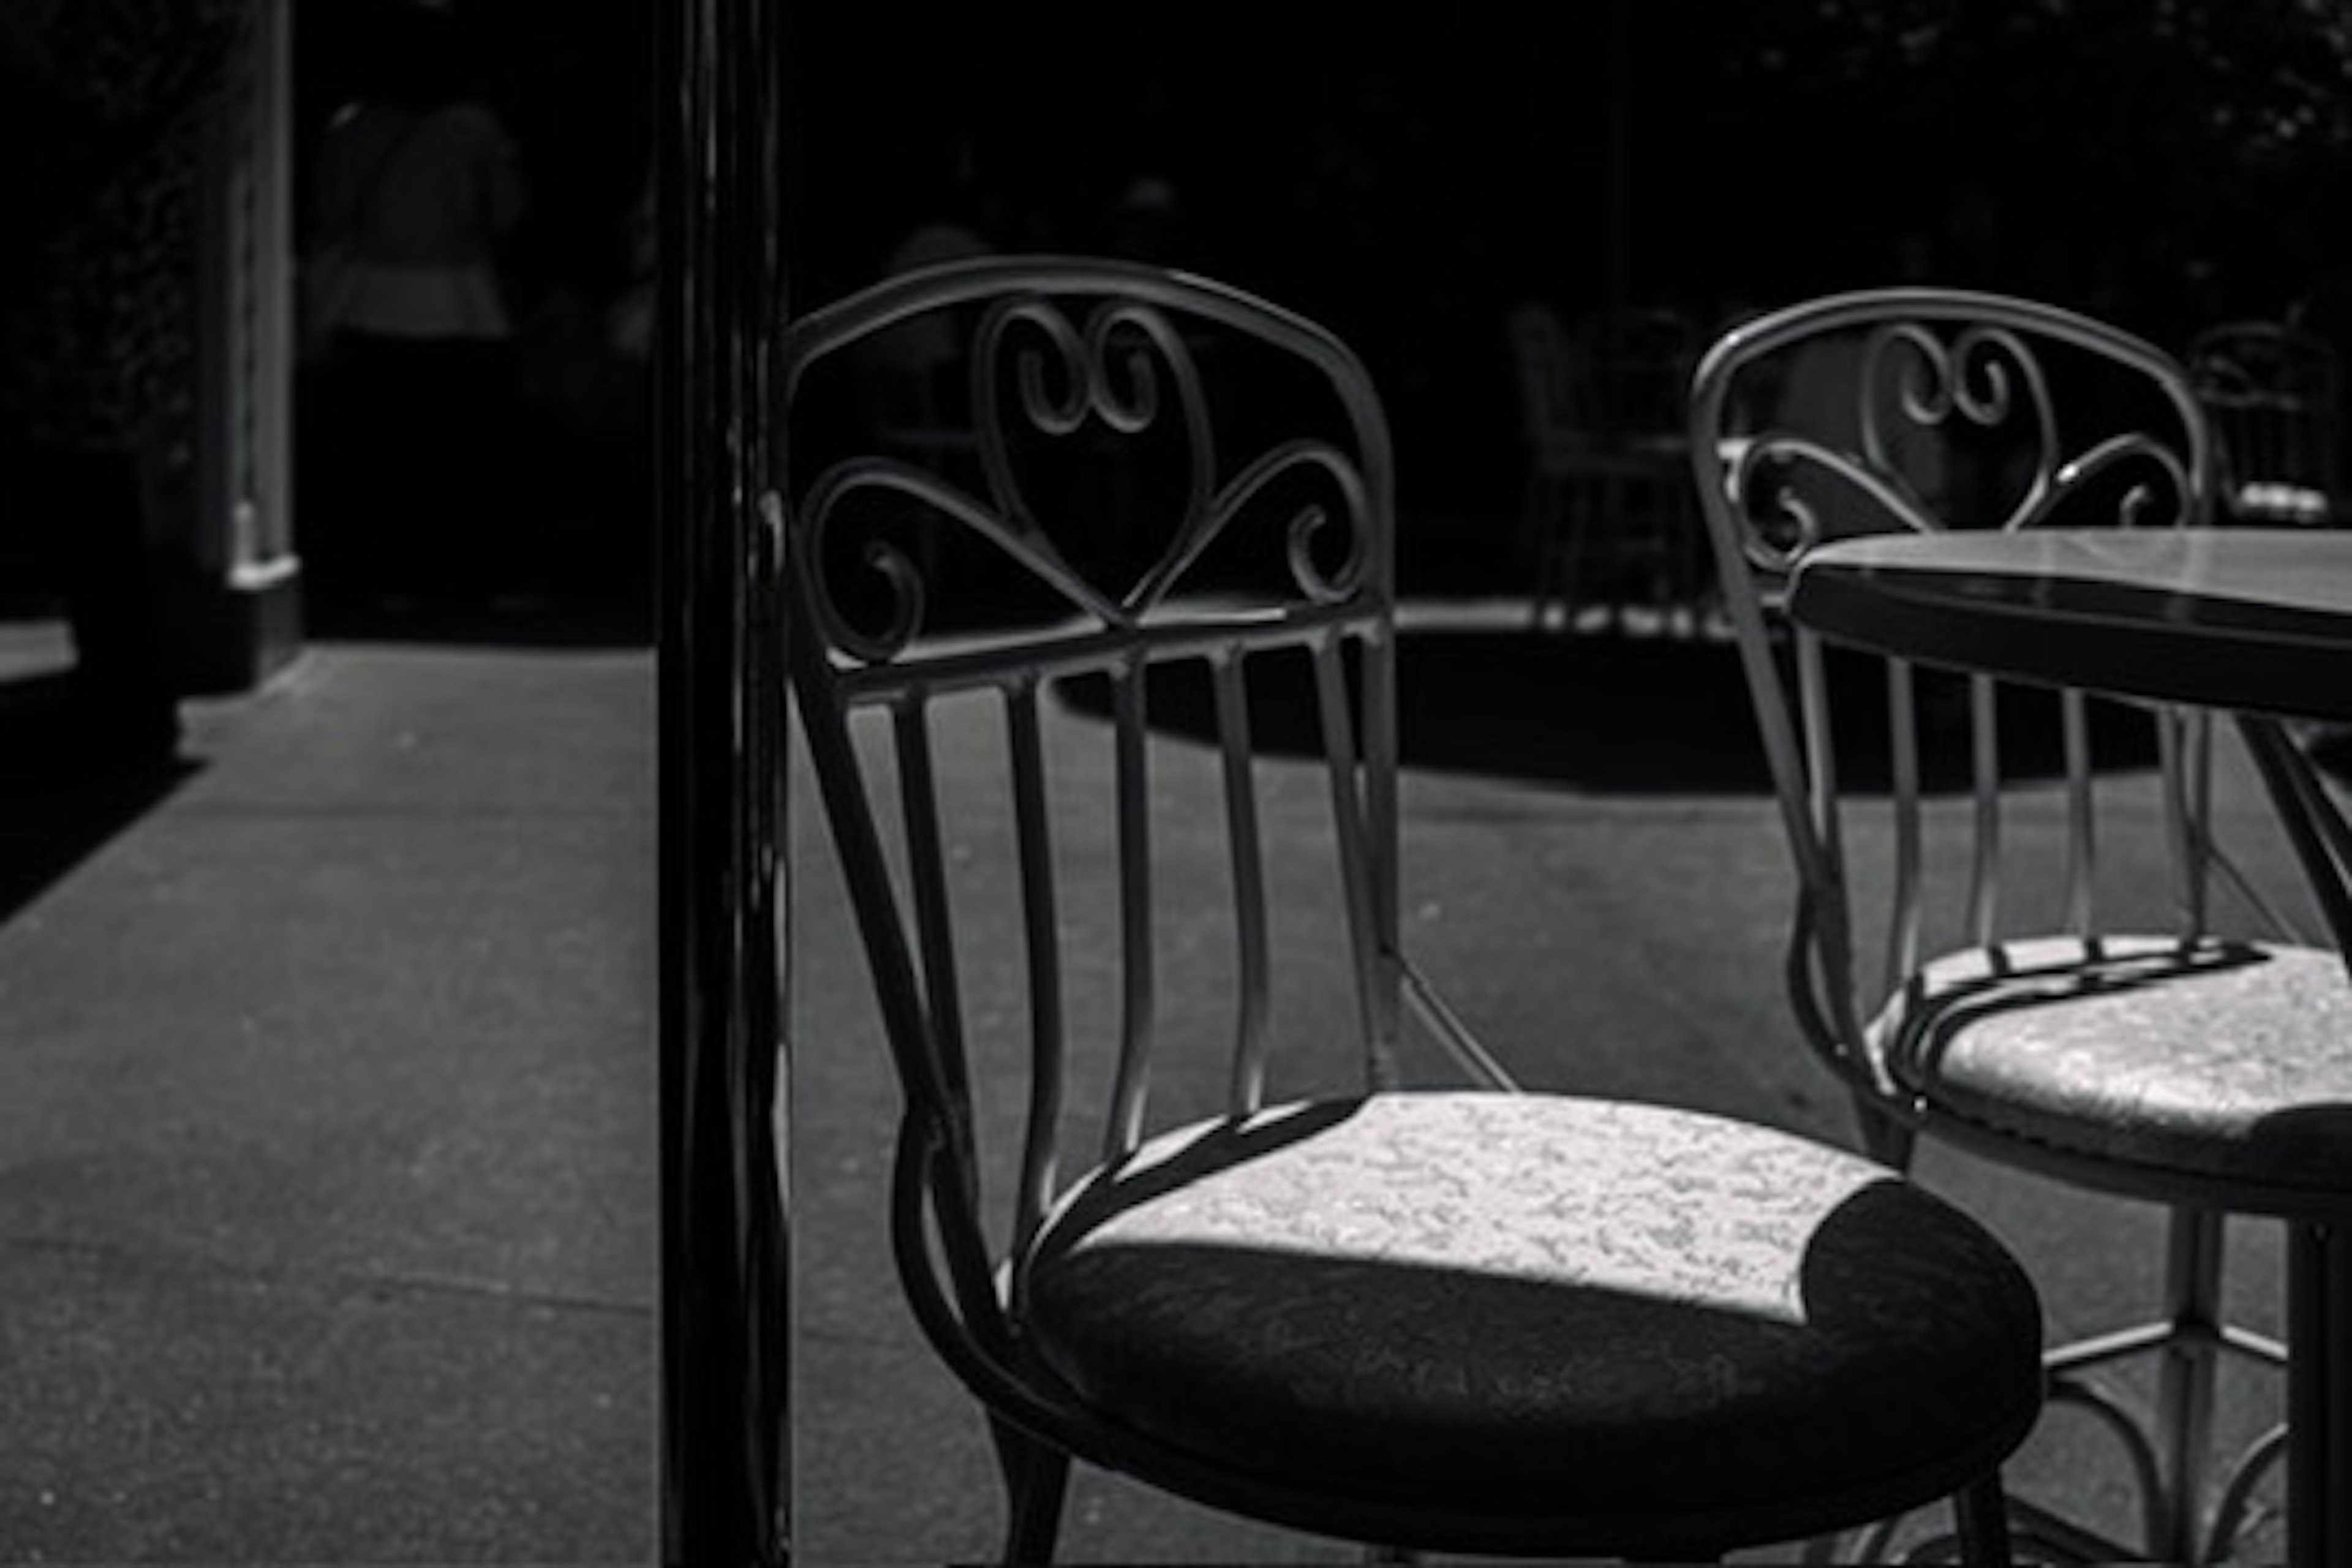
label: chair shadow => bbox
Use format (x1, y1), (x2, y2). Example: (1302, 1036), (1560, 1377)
(1058, 628), (2163, 796)
(0, 672), (202, 925)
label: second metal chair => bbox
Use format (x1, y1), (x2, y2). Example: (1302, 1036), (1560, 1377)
(1690, 287), (2352, 1561)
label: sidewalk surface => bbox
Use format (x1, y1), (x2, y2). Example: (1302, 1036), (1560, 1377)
(0, 628), (655, 1563)
(0, 608), (2310, 1563)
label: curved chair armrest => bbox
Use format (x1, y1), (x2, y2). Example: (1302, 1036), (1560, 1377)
(1396, 951), (1523, 1092)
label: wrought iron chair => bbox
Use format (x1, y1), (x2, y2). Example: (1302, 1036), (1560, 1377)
(2187, 319), (2345, 529)
(1689, 287), (2352, 1561)
(786, 258), (2043, 1562)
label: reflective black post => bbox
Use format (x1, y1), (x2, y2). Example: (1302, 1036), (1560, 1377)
(656, 1), (788, 1563)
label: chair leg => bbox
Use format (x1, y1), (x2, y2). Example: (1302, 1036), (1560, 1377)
(1951, 1471), (2015, 1568)
(1555, 476), (1600, 629)
(1523, 472), (1568, 630)
(1850, 1094), (1918, 1170)
(989, 1416), (1070, 1566)
(2150, 1206), (2225, 1560)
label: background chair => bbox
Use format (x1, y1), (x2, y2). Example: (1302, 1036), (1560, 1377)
(1689, 287), (2352, 1561)
(1507, 301), (1708, 634)
(786, 257), (2045, 1562)
(2186, 319), (2345, 529)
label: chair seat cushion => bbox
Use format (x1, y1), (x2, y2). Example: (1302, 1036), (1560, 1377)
(1869, 936), (2352, 1196)
(1016, 1092), (2040, 1530)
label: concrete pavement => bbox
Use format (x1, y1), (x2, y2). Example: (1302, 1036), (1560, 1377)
(0, 603), (2313, 1562)
(0, 628), (654, 1562)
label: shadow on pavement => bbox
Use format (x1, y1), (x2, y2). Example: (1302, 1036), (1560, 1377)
(0, 671), (201, 925)
(1060, 628), (2164, 794)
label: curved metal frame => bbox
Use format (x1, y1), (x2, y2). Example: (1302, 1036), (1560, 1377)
(788, 260), (2025, 1562)
(1689, 287), (2309, 1561)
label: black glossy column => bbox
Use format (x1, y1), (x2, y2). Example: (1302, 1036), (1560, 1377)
(656, 1), (788, 1564)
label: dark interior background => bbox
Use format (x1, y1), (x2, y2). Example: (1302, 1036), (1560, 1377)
(779, 1), (2352, 547)
(292, 0), (2352, 596)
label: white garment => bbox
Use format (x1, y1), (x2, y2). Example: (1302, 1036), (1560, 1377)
(335, 260), (511, 339)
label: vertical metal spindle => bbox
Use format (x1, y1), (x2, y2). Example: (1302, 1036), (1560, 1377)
(2157, 710), (2205, 939)
(2061, 688), (2097, 938)
(1314, 635), (1394, 1091)
(1795, 628), (1861, 1027)
(1796, 630), (1842, 876)
(1212, 652), (1272, 1116)
(894, 699), (974, 1181)
(2185, 710), (2215, 932)
(1967, 674), (2002, 949)
(1360, 622), (1404, 1062)
(1885, 659), (1923, 998)
(1102, 658), (1157, 1161)
(1003, 680), (1064, 1249)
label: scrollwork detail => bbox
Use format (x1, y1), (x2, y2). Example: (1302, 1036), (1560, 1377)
(974, 297), (1216, 547)
(2041, 433), (2196, 532)
(794, 290), (1378, 667)
(987, 300), (1090, 442)
(966, 294), (1371, 613)
(1726, 433), (1938, 575)
(1084, 303), (1177, 437)
(796, 456), (1126, 668)
(1723, 318), (2196, 568)
(1861, 322), (2059, 531)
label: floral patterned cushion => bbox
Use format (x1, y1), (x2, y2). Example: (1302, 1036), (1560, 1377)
(1017, 1092), (2040, 1532)
(1870, 936), (2352, 1196)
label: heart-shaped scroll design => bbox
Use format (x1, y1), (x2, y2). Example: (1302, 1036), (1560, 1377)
(797, 293), (1373, 668)
(1723, 320), (2197, 576)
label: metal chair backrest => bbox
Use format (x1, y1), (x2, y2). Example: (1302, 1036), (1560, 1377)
(1590, 304), (1701, 440)
(1509, 302), (1698, 458)
(2187, 319), (2345, 526)
(1686, 287), (2238, 1084)
(783, 257), (1400, 1373)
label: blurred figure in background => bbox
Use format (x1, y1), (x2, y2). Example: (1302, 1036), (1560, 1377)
(0, 0), (248, 766)
(1103, 175), (1195, 267)
(302, 0), (527, 614)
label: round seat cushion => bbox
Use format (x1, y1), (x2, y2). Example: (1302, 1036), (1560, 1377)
(1016, 1092), (2040, 1538)
(1869, 936), (2352, 1199)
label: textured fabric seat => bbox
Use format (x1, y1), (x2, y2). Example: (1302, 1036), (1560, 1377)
(1871, 937), (2352, 1194)
(1022, 1093), (2042, 1543)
